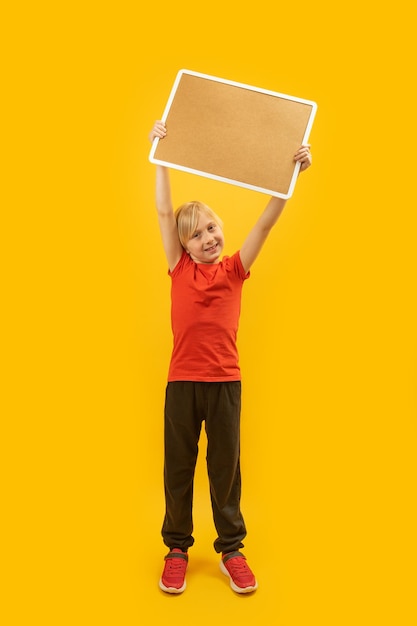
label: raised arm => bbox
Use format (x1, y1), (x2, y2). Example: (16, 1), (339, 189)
(239, 145), (312, 273)
(149, 121), (183, 271)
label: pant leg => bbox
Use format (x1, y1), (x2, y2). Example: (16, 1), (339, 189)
(205, 381), (247, 554)
(161, 382), (203, 551)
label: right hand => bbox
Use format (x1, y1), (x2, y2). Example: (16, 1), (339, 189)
(149, 120), (167, 143)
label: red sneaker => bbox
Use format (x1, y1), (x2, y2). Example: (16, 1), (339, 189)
(220, 551), (258, 593)
(159, 549), (188, 594)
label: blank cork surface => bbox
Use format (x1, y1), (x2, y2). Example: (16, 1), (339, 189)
(149, 70), (317, 198)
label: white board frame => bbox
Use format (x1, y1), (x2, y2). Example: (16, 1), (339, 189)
(149, 69), (317, 199)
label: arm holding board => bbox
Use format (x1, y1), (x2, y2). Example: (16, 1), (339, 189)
(149, 122), (183, 272)
(239, 144), (312, 273)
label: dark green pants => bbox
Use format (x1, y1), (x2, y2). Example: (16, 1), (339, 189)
(162, 381), (247, 554)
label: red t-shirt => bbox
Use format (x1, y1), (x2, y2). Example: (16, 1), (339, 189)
(167, 250), (250, 382)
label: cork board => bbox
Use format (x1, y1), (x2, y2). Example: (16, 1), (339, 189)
(149, 70), (317, 199)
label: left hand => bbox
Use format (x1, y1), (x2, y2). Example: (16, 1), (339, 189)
(294, 144), (312, 172)
(149, 120), (167, 143)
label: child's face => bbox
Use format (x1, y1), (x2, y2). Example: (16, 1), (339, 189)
(185, 212), (224, 264)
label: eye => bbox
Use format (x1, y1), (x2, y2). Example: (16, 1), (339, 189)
(208, 224), (216, 231)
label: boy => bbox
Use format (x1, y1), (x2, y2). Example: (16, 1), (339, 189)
(149, 120), (312, 594)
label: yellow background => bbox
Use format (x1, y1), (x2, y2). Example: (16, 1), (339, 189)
(2, 2), (416, 624)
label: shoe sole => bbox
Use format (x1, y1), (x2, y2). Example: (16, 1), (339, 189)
(219, 560), (258, 594)
(159, 579), (186, 594)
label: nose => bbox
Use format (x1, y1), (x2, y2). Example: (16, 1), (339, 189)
(203, 230), (214, 244)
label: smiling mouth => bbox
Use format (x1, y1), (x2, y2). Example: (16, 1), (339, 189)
(205, 243), (218, 253)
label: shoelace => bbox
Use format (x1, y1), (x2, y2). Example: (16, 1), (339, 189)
(166, 558), (187, 572)
(227, 557), (251, 575)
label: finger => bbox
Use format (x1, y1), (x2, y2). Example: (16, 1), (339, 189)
(155, 125), (167, 137)
(151, 125), (167, 141)
(295, 148), (310, 157)
(294, 144), (311, 155)
(294, 149), (311, 164)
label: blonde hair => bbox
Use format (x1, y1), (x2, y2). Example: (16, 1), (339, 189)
(175, 201), (223, 248)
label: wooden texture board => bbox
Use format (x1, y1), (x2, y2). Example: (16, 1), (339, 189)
(149, 70), (317, 198)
